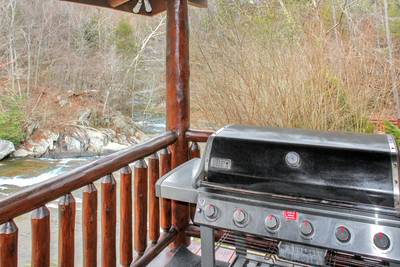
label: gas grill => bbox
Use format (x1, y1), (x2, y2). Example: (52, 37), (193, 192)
(156, 125), (400, 267)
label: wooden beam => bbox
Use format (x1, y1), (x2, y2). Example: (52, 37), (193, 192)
(60, 0), (206, 16)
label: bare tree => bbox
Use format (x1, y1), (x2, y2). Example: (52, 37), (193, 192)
(383, 0), (400, 119)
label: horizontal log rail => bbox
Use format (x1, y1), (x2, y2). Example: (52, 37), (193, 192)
(0, 131), (177, 225)
(185, 128), (214, 142)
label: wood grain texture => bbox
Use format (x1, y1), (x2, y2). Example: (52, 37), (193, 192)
(148, 153), (160, 244)
(31, 206), (50, 267)
(82, 183), (97, 267)
(101, 175), (117, 267)
(0, 220), (18, 267)
(0, 131), (176, 225)
(159, 148), (172, 232)
(186, 129), (213, 142)
(58, 193), (76, 267)
(134, 159), (148, 256)
(166, 0), (190, 248)
(120, 166), (133, 267)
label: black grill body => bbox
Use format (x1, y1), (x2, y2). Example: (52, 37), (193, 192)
(196, 125), (399, 213)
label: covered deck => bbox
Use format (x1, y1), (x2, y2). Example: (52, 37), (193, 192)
(0, 1), (217, 266)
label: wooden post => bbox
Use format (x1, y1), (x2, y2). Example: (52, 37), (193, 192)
(189, 142), (200, 222)
(31, 206), (50, 267)
(101, 174), (117, 267)
(58, 193), (75, 267)
(134, 159), (148, 257)
(120, 166), (133, 266)
(159, 148), (172, 232)
(82, 183), (97, 267)
(0, 220), (18, 267)
(148, 153), (160, 244)
(166, 0), (190, 248)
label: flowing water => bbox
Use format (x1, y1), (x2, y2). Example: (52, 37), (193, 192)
(0, 116), (166, 265)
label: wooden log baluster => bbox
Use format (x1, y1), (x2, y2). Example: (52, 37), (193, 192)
(31, 206), (50, 267)
(134, 159), (148, 257)
(189, 142), (200, 222)
(148, 153), (160, 244)
(0, 220), (18, 267)
(82, 183), (97, 267)
(58, 193), (76, 267)
(102, 174), (117, 267)
(189, 142), (200, 159)
(159, 148), (171, 232)
(120, 166), (133, 267)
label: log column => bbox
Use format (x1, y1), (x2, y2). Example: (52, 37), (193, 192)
(0, 220), (18, 267)
(120, 166), (133, 267)
(31, 206), (50, 267)
(58, 193), (75, 267)
(101, 174), (117, 267)
(82, 183), (97, 267)
(166, 0), (190, 248)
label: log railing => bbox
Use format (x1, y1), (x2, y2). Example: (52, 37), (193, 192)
(0, 129), (214, 266)
(0, 131), (177, 266)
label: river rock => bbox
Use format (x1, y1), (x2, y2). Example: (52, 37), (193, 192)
(86, 129), (108, 154)
(12, 148), (32, 158)
(64, 136), (82, 152)
(103, 142), (128, 154)
(0, 140), (15, 160)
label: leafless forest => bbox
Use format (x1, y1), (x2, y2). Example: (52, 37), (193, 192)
(0, 0), (399, 144)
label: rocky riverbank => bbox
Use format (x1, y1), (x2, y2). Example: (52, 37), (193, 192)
(0, 112), (147, 160)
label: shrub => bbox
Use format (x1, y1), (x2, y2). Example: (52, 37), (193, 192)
(190, 1), (392, 133)
(0, 98), (26, 145)
(384, 121), (400, 146)
(114, 18), (138, 57)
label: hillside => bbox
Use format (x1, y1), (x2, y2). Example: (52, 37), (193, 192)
(1, 0), (400, 153)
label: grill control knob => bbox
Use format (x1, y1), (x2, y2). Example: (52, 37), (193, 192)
(335, 226), (351, 243)
(300, 220), (314, 237)
(233, 209), (248, 226)
(374, 232), (390, 250)
(204, 204), (218, 220)
(265, 215), (280, 232)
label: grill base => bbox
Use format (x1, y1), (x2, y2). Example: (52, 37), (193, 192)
(215, 230), (391, 267)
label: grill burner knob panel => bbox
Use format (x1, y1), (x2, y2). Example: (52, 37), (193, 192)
(374, 232), (390, 250)
(204, 204), (218, 220)
(265, 215), (280, 232)
(300, 220), (314, 238)
(335, 226), (351, 243)
(233, 209), (248, 227)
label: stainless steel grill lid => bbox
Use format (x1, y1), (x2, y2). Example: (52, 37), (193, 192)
(196, 125), (399, 211)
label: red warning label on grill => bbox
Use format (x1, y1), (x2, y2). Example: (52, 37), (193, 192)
(283, 211), (298, 221)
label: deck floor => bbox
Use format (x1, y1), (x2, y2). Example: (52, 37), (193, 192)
(148, 238), (237, 267)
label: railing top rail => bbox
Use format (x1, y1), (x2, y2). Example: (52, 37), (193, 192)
(0, 131), (177, 225)
(185, 128), (214, 142)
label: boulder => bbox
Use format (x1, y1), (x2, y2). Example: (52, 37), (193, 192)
(64, 136), (82, 152)
(12, 148), (33, 158)
(0, 140), (15, 160)
(86, 129), (108, 154)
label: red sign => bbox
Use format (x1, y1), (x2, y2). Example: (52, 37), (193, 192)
(283, 211), (298, 221)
